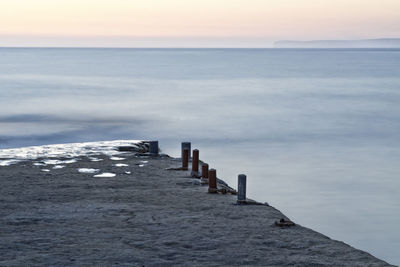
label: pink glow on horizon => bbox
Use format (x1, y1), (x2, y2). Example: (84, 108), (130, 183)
(0, 0), (399, 47)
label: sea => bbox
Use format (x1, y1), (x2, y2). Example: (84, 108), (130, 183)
(0, 48), (399, 265)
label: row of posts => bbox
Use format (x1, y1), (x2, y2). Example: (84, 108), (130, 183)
(148, 140), (247, 203)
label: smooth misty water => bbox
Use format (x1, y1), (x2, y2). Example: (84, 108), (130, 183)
(0, 48), (399, 264)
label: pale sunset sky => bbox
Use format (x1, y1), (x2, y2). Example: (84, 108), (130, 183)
(0, 0), (399, 47)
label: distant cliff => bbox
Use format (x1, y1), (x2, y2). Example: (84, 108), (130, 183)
(274, 38), (400, 48)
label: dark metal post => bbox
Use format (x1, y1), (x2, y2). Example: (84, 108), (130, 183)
(149, 141), (158, 155)
(238, 174), (247, 203)
(208, 169), (217, 193)
(192, 149), (199, 174)
(182, 148), (189, 170)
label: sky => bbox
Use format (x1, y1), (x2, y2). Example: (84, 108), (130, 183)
(0, 0), (399, 47)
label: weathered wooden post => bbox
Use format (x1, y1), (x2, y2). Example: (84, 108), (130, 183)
(149, 141), (158, 155)
(191, 149), (199, 176)
(237, 174), (247, 203)
(208, 169), (217, 193)
(181, 142), (191, 159)
(182, 148), (189, 170)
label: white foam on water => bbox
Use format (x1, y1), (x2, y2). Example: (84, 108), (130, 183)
(139, 164), (144, 167)
(41, 169), (50, 172)
(78, 168), (100, 174)
(53, 165), (66, 169)
(94, 172), (116, 178)
(89, 157), (103, 162)
(110, 157), (125, 161)
(140, 161), (149, 164)
(34, 159), (78, 166)
(0, 140), (142, 166)
(125, 171), (131, 174)
(63, 159), (78, 164)
(115, 163), (128, 167)
(0, 159), (21, 166)
(43, 159), (63, 165)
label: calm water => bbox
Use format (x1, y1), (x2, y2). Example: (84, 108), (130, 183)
(1, 48), (399, 264)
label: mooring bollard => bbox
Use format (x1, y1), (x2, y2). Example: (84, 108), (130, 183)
(182, 148), (189, 170)
(181, 142), (191, 159)
(149, 141), (158, 155)
(208, 169), (217, 193)
(202, 163), (209, 179)
(237, 174), (247, 203)
(192, 149), (199, 173)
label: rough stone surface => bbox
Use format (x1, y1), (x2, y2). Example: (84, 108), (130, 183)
(0, 155), (394, 266)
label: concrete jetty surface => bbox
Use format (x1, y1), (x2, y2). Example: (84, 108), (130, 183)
(0, 153), (393, 266)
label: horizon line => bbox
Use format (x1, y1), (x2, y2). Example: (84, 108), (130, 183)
(1, 46), (399, 49)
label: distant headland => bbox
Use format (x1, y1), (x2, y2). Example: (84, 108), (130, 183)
(274, 38), (400, 48)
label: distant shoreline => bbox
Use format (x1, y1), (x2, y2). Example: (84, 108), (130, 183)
(274, 38), (400, 48)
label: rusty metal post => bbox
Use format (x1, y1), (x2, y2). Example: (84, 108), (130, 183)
(237, 174), (247, 203)
(201, 163), (209, 184)
(208, 168), (217, 193)
(191, 149), (199, 175)
(181, 142), (191, 159)
(149, 141), (158, 155)
(202, 163), (209, 179)
(182, 148), (189, 170)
